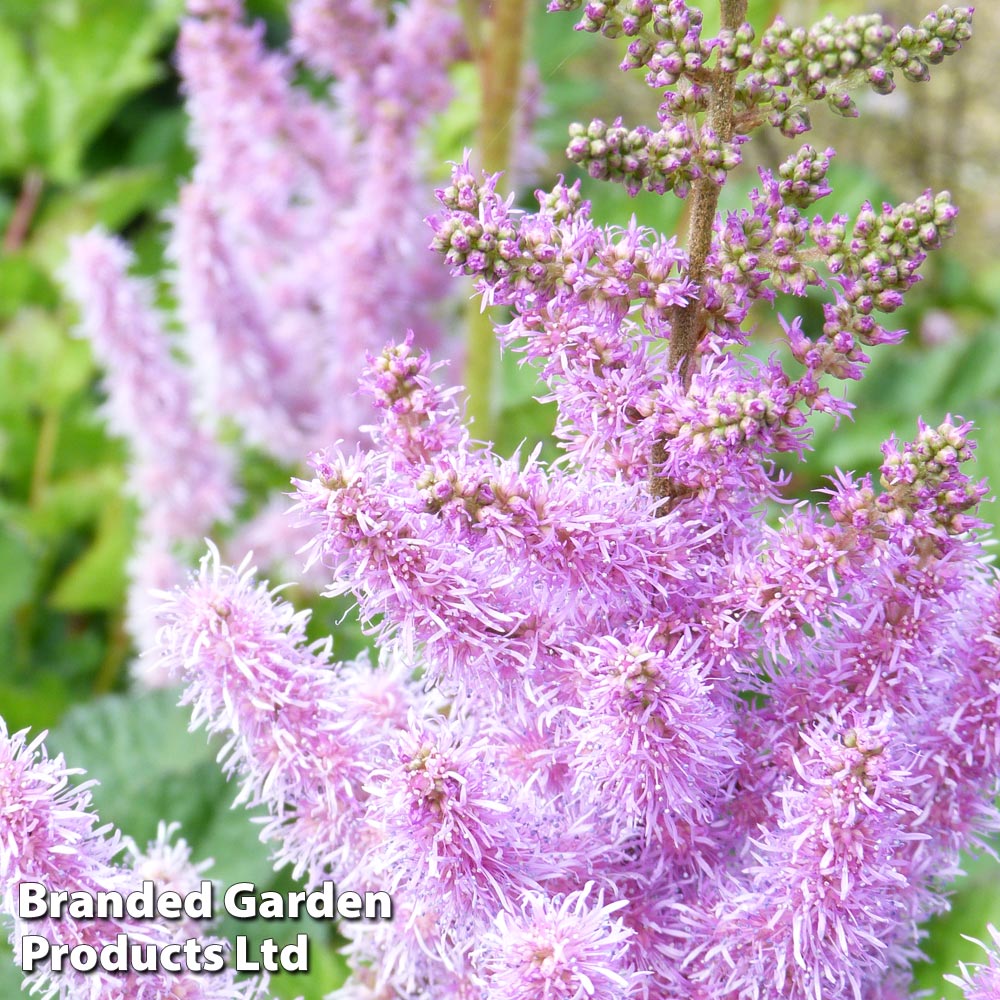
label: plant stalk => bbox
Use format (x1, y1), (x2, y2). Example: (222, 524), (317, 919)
(653, 0), (748, 500)
(465, 0), (529, 441)
(3, 169), (43, 254)
(667, 0), (748, 385)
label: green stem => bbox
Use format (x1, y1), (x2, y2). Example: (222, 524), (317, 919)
(464, 0), (529, 442)
(29, 407), (59, 509)
(458, 0), (482, 58)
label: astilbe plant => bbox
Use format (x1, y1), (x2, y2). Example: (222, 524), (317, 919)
(61, 0), (465, 661)
(6, 2), (1000, 999)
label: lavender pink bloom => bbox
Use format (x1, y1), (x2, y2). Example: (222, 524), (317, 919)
(30, 3), (997, 999)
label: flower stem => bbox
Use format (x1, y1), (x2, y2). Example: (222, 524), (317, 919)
(3, 169), (43, 254)
(653, 0), (747, 500)
(465, 0), (529, 442)
(667, 0), (748, 385)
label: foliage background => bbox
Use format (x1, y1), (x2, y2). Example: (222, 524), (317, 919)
(0, 0), (998, 995)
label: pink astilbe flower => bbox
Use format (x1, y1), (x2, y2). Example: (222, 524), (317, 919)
(178, 0), (352, 242)
(171, 184), (322, 455)
(0, 722), (266, 999)
(63, 0), (479, 664)
(570, 628), (739, 849)
(63, 230), (237, 540)
(475, 883), (639, 1000)
(47, 2), (1000, 998)
(152, 542), (376, 880)
(691, 712), (930, 1000)
(360, 716), (543, 930)
(63, 230), (239, 656)
(172, 0), (464, 461)
(946, 925), (1000, 1000)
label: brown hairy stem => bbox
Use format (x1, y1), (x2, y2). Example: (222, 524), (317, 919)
(653, 0), (748, 500)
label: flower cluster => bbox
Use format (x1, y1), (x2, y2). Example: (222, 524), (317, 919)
(0, 722), (264, 999)
(64, 232), (241, 645)
(554, 1), (973, 145)
(63, 0), (466, 659)
(146, 330), (1000, 999)
(10, 2), (1000, 1000)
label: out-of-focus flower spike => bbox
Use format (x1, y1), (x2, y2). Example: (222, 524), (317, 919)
(64, 229), (238, 539)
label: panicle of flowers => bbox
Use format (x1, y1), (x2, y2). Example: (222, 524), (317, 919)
(688, 710), (932, 1000)
(552, 1), (972, 144)
(292, 339), (717, 704)
(570, 628), (740, 849)
(173, 0), (464, 461)
(63, 230), (239, 652)
(431, 4), (971, 500)
(152, 542), (378, 880)
(70, 2), (1000, 999)
(164, 322), (996, 998)
(0, 721), (266, 999)
(62, 232), (237, 540)
(64, 0), (474, 666)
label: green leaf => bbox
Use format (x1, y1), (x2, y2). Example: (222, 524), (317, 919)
(495, 349), (559, 460)
(32, 0), (184, 182)
(0, 19), (35, 175)
(17, 466), (125, 539)
(586, 179), (685, 237)
(0, 521), (39, 620)
(27, 166), (164, 275)
(430, 63), (480, 178)
(0, 941), (26, 996)
(914, 850), (1000, 1000)
(0, 254), (60, 321)
(0, 308), (94, 407)
(47, 689), (350, 993)
(48, 688), (228, 844)
(0, 674), (73, 733)
(49, 497), (133, 611)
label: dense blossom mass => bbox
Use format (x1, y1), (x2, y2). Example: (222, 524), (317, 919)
(62, 0), (464, 658)
(5, 2), (1000, 1000)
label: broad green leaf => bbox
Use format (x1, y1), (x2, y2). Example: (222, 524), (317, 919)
(586, 179), (686, 237)
(48, 689), (349, 992)
(940, 325), (1000, 405)
(0, 18), (35, 174)
(49, 497), (133, 611)
(495, 349), (558, 460)
(48, 688), (233, 846)
(32, 0), (184, 182)
(0, 941), (26, 996)
(27, 166), (164, 275)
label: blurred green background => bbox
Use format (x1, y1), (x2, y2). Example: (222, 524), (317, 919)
(1, 0), (998, 995)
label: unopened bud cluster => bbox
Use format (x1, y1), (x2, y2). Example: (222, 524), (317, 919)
(566, 117), (742, 196)
(553, 0), (973, 181)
